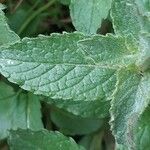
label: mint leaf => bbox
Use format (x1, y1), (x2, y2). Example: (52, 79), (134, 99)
(111, 0), (149, 39)
(0, 33), (136, 102)
(48, 98), (110, 118)
(110, 2), (150, 148)
(137, 0), (150, 13)
(8, 129), (85, 150)
(70, 0), (112, 34)
(111, 0), (150, 73)
(137, 34), (150, 72)
(110, 66), (150, 149)
(0, 33), (138, 119)
(0, 82), (43, 140)
(114, 106), (150, 150)
(78, 34), (137, 66)
(134, 106), (150, 149)
(0, 4), (20, 47)
(51, 107), (103, 135)
(45, 34), (138, 118)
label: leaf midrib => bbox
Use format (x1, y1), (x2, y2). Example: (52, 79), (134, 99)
(0, 58), (130, 69)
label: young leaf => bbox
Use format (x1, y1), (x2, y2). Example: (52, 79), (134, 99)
(0, 82), (43, 140)
(0, 4), (20, 47)
(8, 129), (85, 150)
(0, 33), (137, 102)
(70, 0), (112, 34)
(110, 66), (150, 149)
(111, 0), (150, 75)
(111, 0), (150, 39)
(110, 1), (150, 147)
(50, 107), (103, 135)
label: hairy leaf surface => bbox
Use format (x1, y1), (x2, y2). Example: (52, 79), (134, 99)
(0, 33), (137, 102)
(70, 0), (112, 34)
(111, 0), (150, 39)
(111, 2), (150, 147)
(110, 67), (150, 149)
(111, 0), (150, 72)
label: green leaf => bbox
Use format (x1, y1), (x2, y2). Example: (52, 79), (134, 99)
(115, 144), (126, 150)
(0, 82), (43, 140)
(44, 33), (138, 118)
(8, 129), (85, 150)
(51, 107), (103, 135)
(133, 106), (150, 150)
(48, 98), (110, 118)
(0, 4), (20, 47)
(58, 0), (70, 5)
(111, 0), (150, 74)
(0, 33), (137, 120)
(139, 0), (150, 13)
(70, 0), (112, 34)
(79, 132), (103, 150)
(0, 33), (137, 119)
(137, 34), (150, 72)
(110, 66), (150, 149)
(6, 1), (50, 38)
(111, 0), (150, 39)
(115, 106), (150, 150)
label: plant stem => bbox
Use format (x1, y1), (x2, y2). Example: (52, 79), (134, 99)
(18, 0), (55, 35)
(12, 0), (23, 13)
